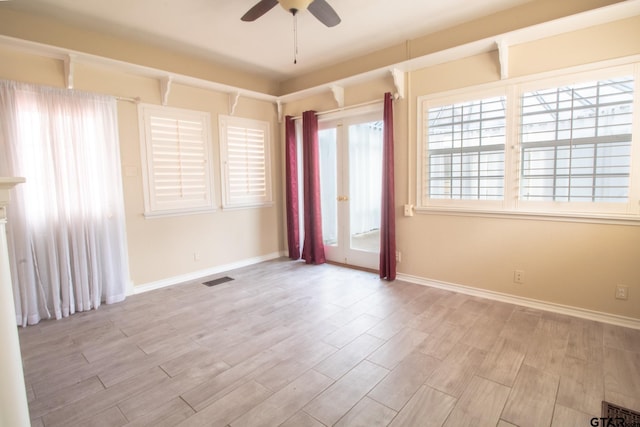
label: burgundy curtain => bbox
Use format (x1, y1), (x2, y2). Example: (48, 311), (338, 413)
(285, 116), (300, 260)
(380, 92), (396, 280)
(301, 110), (326, 264)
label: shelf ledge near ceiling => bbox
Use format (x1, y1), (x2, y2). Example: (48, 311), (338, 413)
(0, 0), (637, 117)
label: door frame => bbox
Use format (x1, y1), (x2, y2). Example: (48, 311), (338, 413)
(317, 105), (383, 270)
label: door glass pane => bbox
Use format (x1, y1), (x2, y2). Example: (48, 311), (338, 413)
(319, 128), (338, 246)
(349, 121), (382, 253)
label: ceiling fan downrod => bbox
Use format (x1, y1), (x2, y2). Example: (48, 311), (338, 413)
(292, 9), (298, 64)
(241, 0), (341, 64)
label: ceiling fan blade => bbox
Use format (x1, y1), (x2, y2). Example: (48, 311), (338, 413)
(241, 0), (279, 22)
(307, 0), (341, 27)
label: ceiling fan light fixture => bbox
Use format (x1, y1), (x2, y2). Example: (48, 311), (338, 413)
(240, 0), (340, 64)
(279, 0), (313, 14)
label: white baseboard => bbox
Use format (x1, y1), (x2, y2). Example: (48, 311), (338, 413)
(396, 273), (640, 330)
(131, 251), (284, 295)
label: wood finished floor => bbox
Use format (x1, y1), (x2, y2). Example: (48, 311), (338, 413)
(18, 258), (640, 427)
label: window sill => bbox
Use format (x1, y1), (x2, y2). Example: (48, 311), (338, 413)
(221, 201), (275, 211)
(414, 206), (640, 226)
(143, 207), (217, 219)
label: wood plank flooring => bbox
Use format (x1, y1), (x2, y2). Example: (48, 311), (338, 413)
(18, 258), (640, 426)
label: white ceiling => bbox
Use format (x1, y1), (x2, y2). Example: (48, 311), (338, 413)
(1, 0), (536, 81)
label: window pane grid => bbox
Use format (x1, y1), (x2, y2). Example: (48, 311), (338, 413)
(426, 96), (506, 200)
(520, 76), (633, 203)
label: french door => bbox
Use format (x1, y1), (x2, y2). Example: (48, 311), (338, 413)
(317, 110), (383, 270)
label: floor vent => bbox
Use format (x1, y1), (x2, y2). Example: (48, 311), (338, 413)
(203, 276), (234, 287)
(602, 401), (640, 426)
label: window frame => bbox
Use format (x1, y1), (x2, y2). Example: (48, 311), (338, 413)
(418, 87), (511, 212)
(218, 115), (273, 210)
(138, 103), (215, 218)
(515, 68), (639, 216)
(416, 60), (640, 223)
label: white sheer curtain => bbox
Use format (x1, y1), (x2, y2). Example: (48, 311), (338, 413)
(0, 80), (129, 326)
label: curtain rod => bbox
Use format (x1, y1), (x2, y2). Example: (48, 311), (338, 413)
(116, 96), (141, 104)
(289, 97), (386, 121)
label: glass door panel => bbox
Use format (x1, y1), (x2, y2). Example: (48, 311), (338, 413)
(318, 128), (338, 247)
(348, 121), (382, 254)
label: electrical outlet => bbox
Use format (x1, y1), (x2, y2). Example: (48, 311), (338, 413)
(403, 204), (414, 217)
(615, 285), (628, 300)
(193, 252), (201, 262)
(514, 270), (525, 284)
(396, 251), (402, 263)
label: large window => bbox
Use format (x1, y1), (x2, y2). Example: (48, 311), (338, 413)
(418, 63), (640, 219)
(139, 104), (214, 217)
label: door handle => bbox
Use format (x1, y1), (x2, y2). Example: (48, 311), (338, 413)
(337, 195), (349, 202)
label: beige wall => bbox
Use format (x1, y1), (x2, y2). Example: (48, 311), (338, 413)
(395, 16), (640, 320)
(286, 15), (640, 321)
(397, 215), (640, 318)
(0, 46), (283, 287)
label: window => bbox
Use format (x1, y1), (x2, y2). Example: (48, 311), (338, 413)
(520, 77), (634, 203)
(418, 63), (640, 219)
(139, 104), (214, 217)
(427, 95), (506, 201)
(219, 115), (272, 209)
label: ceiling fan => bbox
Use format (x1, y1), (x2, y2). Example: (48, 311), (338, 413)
(241, 0), (341, 27)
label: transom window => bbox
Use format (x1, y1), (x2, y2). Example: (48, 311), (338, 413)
(418, 63), (640, 219)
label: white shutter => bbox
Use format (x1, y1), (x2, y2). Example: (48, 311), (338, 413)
(418, 62), (640, 219)
(139, 105), (214, 216)
(520, 76), (634, 202)
(219, 116), (272, 208)
(425, 95), (506, 201)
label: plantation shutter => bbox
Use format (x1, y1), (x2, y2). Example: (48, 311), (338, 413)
(425, 95), (506, 201)
(139, 105), (214, 215)
(219, 115), (272, 208)
(520, 76), (634, 202)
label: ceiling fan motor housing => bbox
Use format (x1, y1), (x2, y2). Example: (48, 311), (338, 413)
(279, 0), (313, 14)
(241, 0), (341, 28)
